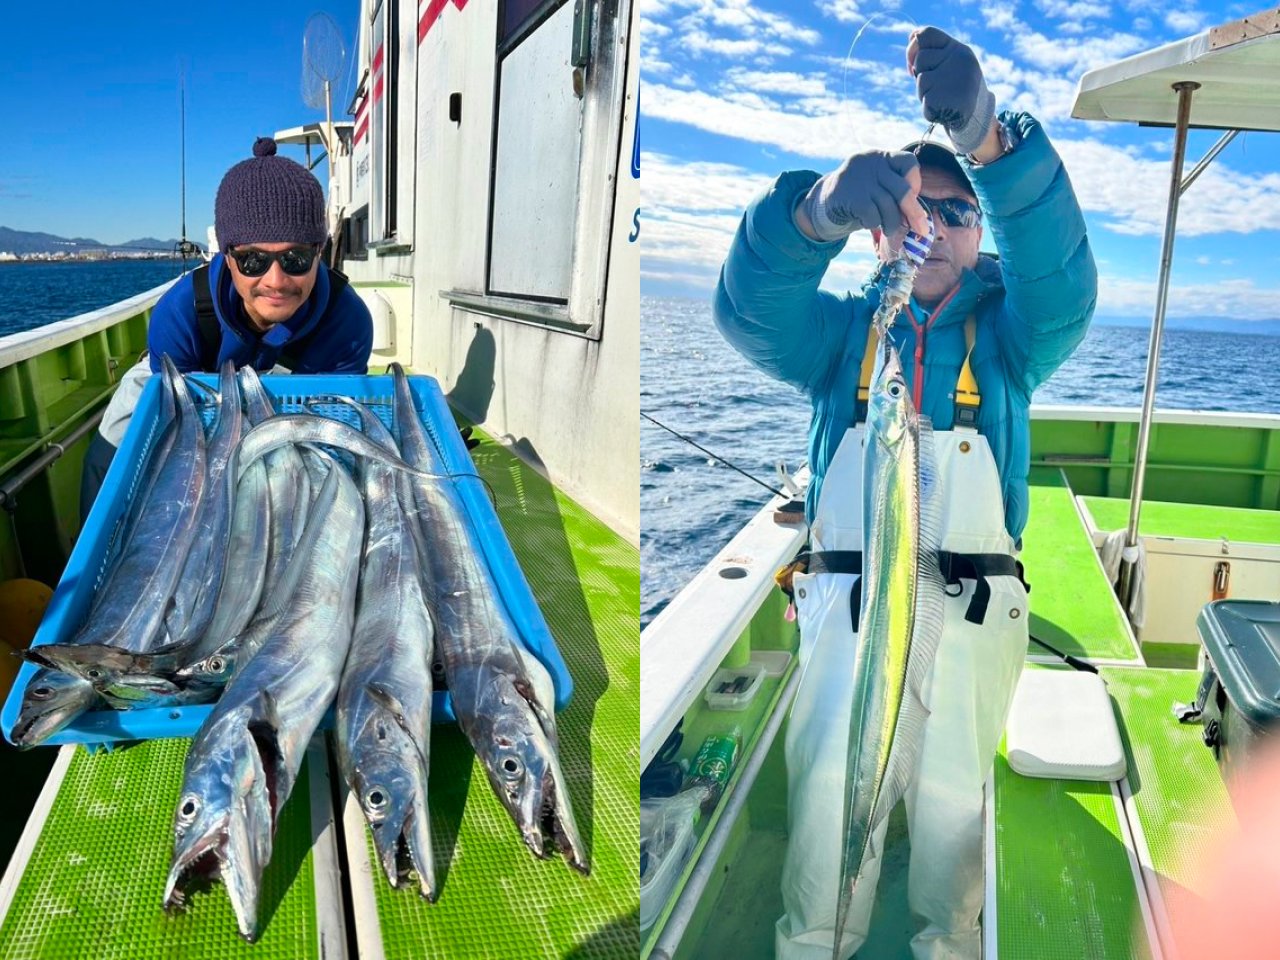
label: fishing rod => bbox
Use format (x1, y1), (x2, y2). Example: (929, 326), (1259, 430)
(640, 411), (788, 500)
(174, 69), (203, 269)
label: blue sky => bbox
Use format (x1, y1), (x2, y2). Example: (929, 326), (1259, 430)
(0, 2), (359, 246)
(640, 0), (1280, 320)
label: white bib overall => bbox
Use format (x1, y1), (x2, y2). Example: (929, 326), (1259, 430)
(776, 410), (1029, 959)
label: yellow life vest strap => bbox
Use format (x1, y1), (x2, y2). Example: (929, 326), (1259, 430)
(954, 314), (981, 430)
(854, 315), (981, 426)
(855, 326), (880, 422)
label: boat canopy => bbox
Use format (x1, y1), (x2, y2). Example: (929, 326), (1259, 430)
(1072, 9), (1280, 131)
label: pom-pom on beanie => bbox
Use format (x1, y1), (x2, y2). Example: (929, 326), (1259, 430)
(214, 137), (327, 253)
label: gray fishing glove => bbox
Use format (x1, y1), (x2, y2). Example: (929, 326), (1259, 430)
(800, 150), (921, 243)
(911, 27), (995, 156)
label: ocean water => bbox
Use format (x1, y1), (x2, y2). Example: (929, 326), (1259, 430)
(640, 295), (1280, 627)
(0, 260), (189, 336)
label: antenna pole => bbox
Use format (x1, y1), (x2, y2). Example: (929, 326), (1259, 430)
(175, 69), (200, 268)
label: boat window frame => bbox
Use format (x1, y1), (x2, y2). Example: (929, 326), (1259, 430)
(367, 0), (416, 251)
(468, 0), (629, 341)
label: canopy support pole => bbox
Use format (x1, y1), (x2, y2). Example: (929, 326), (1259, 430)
(1119, 81), (1200, 611)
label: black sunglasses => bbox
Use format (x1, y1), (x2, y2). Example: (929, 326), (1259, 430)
(227, 245), (320, 278)
(918, 195), (982, 230)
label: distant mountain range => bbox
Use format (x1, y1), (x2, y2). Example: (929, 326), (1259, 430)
(0, 225), (204, 255)
(1092, 314), (1280, 336)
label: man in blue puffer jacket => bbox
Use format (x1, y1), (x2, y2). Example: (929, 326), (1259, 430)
(715, 27), (1096, 960)
(80, 137), (372, 519)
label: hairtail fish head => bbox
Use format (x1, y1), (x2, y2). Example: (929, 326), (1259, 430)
(355, 683), (438, 899)
(10, 667), (98, 748)
(473, 673), (589, 874)
(164, 713), (274, 941)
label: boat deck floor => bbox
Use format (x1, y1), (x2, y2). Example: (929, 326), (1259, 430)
(1080, 495), (1280, 545)
(0, 429), (640, 958)
(681, 472), (1235, 959)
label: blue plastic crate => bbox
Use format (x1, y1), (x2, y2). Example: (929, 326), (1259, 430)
(2, 372), (572, 746)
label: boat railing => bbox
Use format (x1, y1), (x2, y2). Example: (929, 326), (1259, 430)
(0, 280), (175, 370)
(640, 474), (808, 770)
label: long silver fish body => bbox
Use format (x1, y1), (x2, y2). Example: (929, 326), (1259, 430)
(238, 367), (311, 609)
(332, 398), (438, 900)
(235, 413), (442, 484)
(164, 454), (363, 941)
(166, 361), (244, 647)
(389, 364), (587, 873)
(832, 326), (947, 957)
(11, 377), (181, 745)
(19, 357), (206, 727)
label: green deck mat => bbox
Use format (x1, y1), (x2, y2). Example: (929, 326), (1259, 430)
(994, 726), (1151, 958)
(1081, 497), (1280, 546)
(1103, 668), (1234, 902)
(1022, 469), (1138, 661)
(360, 430), (639, 958)
(0, 740), (321, 958)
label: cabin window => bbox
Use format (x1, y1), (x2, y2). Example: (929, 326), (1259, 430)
(343, 204), (369, 260)
(369, 0), (408, 245)
(488, 0), (581, 304)
(480, 0), (628, 337)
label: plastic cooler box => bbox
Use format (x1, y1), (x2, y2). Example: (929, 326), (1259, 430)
(1, 372), (572, 747)
(1192, 599), (1280, 782)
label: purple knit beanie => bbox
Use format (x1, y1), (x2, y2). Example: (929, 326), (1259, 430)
(214, 137), (327, 253)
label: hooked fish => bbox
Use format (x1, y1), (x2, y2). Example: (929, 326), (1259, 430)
(831, 324), (947, 957)
(330, 396), (438, 900)
(390, 364), (587, 873)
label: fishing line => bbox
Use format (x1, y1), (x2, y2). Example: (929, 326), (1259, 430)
(641, 411), (787, 500)
(840, 11), (923, 154)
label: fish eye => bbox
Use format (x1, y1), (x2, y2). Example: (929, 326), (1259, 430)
(887, 380), (905, 399)
(363, 786), (389, 818)
(499, 754), (524, 781)
(30, 685), (54, 701)
(178, 795), (200, 824)
(86, 668), (103, 680)
(207, 656), (226, 675)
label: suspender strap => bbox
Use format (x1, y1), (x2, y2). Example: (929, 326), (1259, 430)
(954, 314), (981, 429)
(936, 550), (1029, 624)
(856, 315), (982, 426)
(855, 326), (879, 424)
(192, 264), (221, 371)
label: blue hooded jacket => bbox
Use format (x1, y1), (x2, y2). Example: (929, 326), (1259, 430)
(713, 112), (1097, 539)
(147, 253), (373, 375)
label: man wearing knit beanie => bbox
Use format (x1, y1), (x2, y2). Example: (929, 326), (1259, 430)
(80, 137), (373, 519)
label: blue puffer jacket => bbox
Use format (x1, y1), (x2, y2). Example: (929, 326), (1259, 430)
(148, 253), (373, 375)
(713, 112), (1097, 539)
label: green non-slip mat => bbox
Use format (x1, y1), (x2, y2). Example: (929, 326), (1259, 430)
(993, 741), (1152, 959)
(1103, 667), (1234, 900)
(1022, 468), (1139, 661)
(0, 740), (323, 959)
(1081, 497), (1280, 546)
(356, 430), (639, 958)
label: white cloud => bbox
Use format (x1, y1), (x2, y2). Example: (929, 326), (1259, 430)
(1164, 9), (1204, 33)
(1097, 273), (1280, 318)
(818, 0), (865, 24)
(723, 68), (829, 97)
(1011, 29), (1148, 75)
(1034, 0), (1110, 19)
